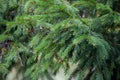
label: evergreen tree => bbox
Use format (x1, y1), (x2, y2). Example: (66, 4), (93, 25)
(0, 0), (120, 80)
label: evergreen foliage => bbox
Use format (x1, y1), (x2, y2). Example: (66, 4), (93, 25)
(0, 0), (120, 80)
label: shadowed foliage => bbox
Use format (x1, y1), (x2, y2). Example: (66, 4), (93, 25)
(0, 0), (120, 80)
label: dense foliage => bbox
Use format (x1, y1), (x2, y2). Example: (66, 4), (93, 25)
(0, 0), (120, 80)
